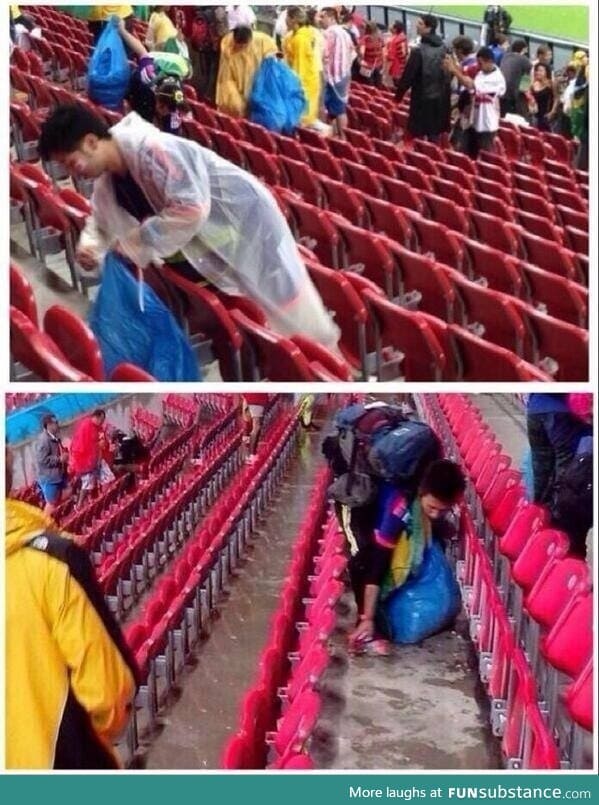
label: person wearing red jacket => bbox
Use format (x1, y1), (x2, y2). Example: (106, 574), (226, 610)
(69, 409), (114, 504)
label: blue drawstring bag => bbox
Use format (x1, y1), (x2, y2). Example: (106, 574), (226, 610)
(88, 16), (131, 109)
(378, 541), (462, 644)
(248, 57), (306, 134)
(88, 252), (200, 381)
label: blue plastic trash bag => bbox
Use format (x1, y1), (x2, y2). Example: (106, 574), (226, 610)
(88, 16), (131, 109)
(88, 252), (200, 381)
(521, 448), (534, 501)
(248, 57), (306, 134)
(378, 541), (461, 644)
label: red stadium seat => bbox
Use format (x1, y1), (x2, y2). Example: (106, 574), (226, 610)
(462, 238), (523, 296)
(289, 334), (353, 381)
(10, 263), (39, 327)
(305, 260), (369, 377)
(520, 263), (587, 327)
(318, 175), (365, 226)
(468, 209), (519, 255)
(162, 266), (243, 381)
(361, 289), (446, 381)
(110, 363), (157, 381)
(448, 324), (551, 381)
(303, 144), (344, 181)
(43, 305), (104, 381)
(10, 306), (92, 381)
(380, 175), (426, 214)
(229, 308), (314, 381)
(514, 301), (589, 381)
(279, 156), (323, 206)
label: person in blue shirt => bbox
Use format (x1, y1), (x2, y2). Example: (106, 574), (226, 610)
(526, 394), (592, 506)
(336, 459), (466, 655)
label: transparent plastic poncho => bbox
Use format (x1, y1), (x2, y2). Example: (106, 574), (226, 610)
(79, 113), (339, 348)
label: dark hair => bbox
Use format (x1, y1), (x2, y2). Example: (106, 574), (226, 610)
(477, 46), (495, 62)
(155, 76), (186, 110)
(452, 35), (474, 56)
(287, 6), (308, 26)
(42, 414), (58, 429)
(39, 104), (110, 161)
(419, 14), (438, 32)
(92, 408), (106, 420)
(391, 21), (404, 34)
(419, 460), (466, 504)
(511, 39), (527, 54)
(233, 24), (252, 45)
(321, 7), (338, 22)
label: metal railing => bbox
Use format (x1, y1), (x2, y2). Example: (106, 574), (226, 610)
(356, 5), (587, 70)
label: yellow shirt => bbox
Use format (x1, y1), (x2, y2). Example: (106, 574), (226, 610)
(89, 5), (134, 21)
(147, 11), (178, 49)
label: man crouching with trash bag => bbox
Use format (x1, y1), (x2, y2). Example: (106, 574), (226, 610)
(323, 400), (466, 654)
(38, 105), (340, 352)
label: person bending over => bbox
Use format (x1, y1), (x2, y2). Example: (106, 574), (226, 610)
(337, 460), (466, 655)
(38, 104), (339, 351)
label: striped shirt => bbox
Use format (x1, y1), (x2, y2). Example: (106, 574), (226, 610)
(324, 24), (355, 85)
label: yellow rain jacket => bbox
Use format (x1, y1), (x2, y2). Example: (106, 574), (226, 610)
(284, 26), (321, 125)
(216, 31), (278, 117)
(5, 500), (137, 769)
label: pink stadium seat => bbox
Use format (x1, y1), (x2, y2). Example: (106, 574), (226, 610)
(563, 660), (593, 733)
(511, 529), (570, 595)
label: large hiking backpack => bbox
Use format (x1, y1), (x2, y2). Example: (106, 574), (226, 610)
(323, 403), (442, 507)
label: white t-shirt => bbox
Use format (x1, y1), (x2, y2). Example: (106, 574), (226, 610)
(471, 67), (506, 132)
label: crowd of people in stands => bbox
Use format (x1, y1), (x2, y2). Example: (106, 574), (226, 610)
(10, 5), (590, 155)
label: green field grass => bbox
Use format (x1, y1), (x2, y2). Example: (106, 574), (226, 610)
(431, 5), (588, 42)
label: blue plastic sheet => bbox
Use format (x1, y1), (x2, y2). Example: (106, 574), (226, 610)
(6, 394), (120, 444)
(248, 57), (306, 134)
(88, 15), (131, 109)
(379, 541), (462, 644)
(88, 252), (200, 381)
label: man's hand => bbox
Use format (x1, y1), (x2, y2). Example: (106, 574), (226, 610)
(443, 54), (458, 75)
(76, 245), (100, 271)
(349, 617), (375, 649)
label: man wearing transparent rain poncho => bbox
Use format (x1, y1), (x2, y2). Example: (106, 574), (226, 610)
(38, 105), (340, 351)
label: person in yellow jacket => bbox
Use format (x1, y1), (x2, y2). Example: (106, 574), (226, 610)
(5, 449), (138, 769)
(215, 25), (278, 117)
(88, 5), (135, 44)
(284, 6), (322, 126)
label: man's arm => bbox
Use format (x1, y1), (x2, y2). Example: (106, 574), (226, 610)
(395, 47), (420, 101)
(116, 143), (211, 268)
(36, 437), (62, 472)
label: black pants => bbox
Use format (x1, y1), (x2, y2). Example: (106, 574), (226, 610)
(527, 412), (590, 505)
